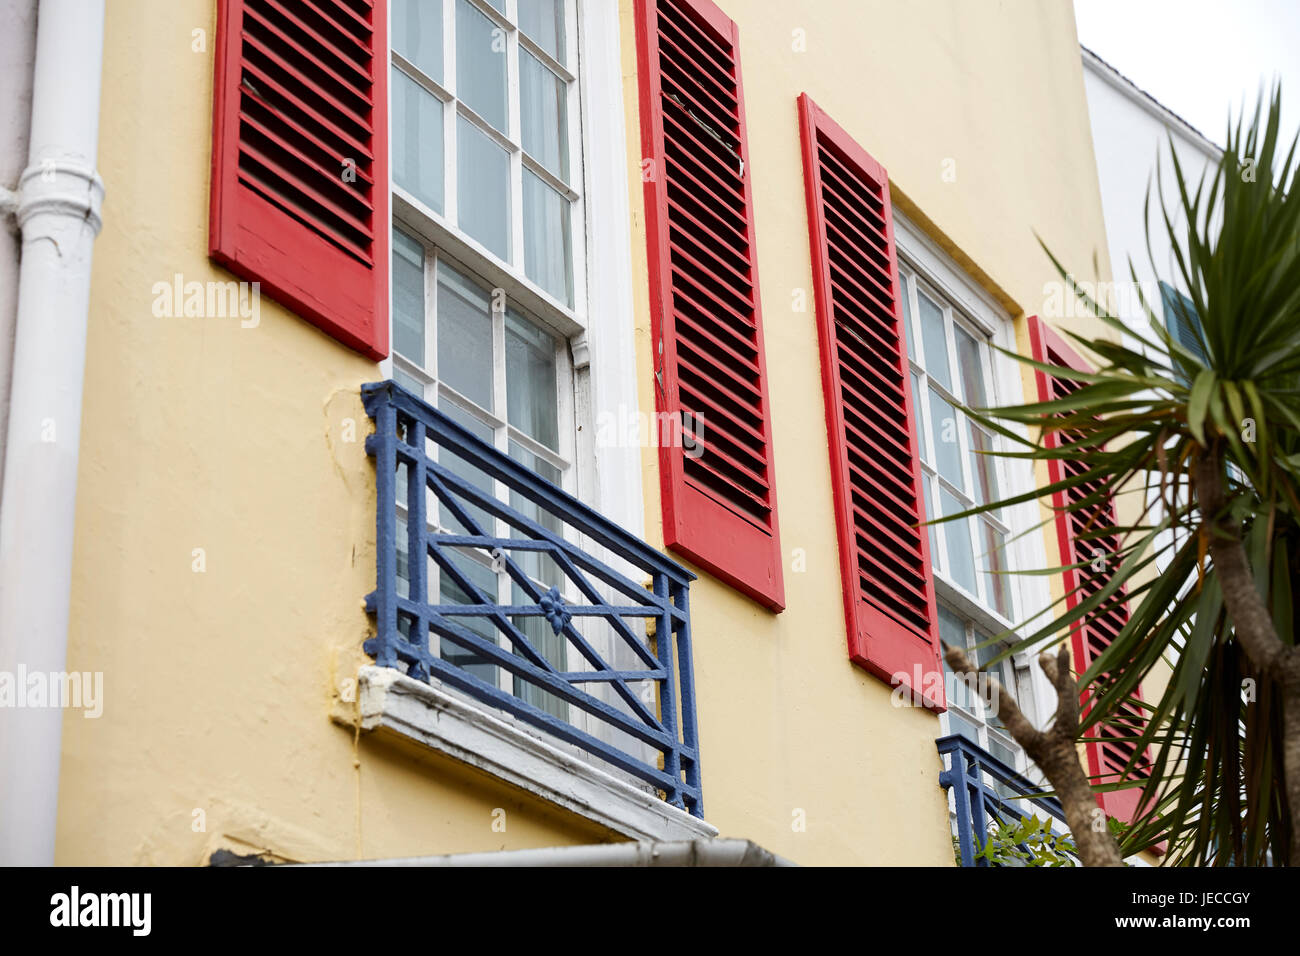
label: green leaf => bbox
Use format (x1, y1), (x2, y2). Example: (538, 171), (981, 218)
(1187, 369), (1217, 445)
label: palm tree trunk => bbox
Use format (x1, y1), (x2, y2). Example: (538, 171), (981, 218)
(943, 643), (1124, 866)
(1194, 447), (1300, 864)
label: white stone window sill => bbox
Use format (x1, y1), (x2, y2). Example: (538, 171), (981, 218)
(344, 665), (718, 843)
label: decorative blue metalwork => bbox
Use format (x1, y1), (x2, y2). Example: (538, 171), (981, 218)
(537, 587), (571, 636)
(362, 381), (703, 816)
(937, 734), (1068, 867)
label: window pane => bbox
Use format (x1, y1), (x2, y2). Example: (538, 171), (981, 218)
(987, 731), (1017, 770)
(436, 261), (494, 410)
(392, 68), (444, 213)
(437, 400), (497, 537)
(522, 169), (572, 304)
(921, 475), (938, 566)
(981, 522), (1012, 618)
(393, 364), (426, 397)
(975, 635), (1008, 687)
(948, 710), (982, 745)
(505, 439), (565, 583)
(937, 604), (970, 711)
(955, 326), (987, 407)
(393, 0), (443, 82)
(506, 437), (567, 721)
(507, 439), (565, 580)
(967, 422), (998, 507)
(910, 370), (925, 462)
(928, 389), (963, 489)
(457, 116), (510, 260)
(899, 272), (914, 361)
(940, 488), (977, 593)
(518, 0), (565, 62)
(437, 548), (499, 686)
(505, 310), (559, 449)
(456, 0), (507, 132)
(520, 50), (568, 180)
(393, 229), (425, 363)
(512, 576), (568, 719)
(918, 290), (950, 389)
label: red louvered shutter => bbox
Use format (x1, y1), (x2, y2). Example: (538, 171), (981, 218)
(210, 0), (388, 359)
(634, 0), (784, 610)
(1028, 315), (1151, 820)
(797, 95), (943, 709)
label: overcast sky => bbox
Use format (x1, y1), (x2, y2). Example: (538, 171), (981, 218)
(1074, 0), (1300, 152)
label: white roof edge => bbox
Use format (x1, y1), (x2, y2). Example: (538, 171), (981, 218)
(1081, 46), (1223, 161)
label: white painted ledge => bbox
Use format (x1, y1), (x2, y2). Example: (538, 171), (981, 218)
(349, 666), (718, 843)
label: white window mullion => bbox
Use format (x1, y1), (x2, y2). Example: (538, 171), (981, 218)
(505, 21), (525, 271)
(565, 0), (587, 318)
(424, 249), (439, 394)
(490, 299), (510, 694)
(443, 0), (459, 230)
(426, 245), (443, 661)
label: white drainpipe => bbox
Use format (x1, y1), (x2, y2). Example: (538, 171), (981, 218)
(294, 838), (795, 867)
(0, 0), (106, 865)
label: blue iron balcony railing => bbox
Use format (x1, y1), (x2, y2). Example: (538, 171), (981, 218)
(362, 381), (702, 816)
(937, 734), (1069, 866)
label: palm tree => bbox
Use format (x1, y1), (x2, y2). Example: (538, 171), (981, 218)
(944, 86), (1300, 865)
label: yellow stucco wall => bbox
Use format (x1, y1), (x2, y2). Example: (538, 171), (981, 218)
(56, 0), (1115, 865)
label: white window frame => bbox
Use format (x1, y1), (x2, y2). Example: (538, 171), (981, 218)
(390, 0), (587, 331)
(380, 0), (655, 790)
(902, 268), (1017, 622)
(385, 0), (644, 533)
(892, 210), (1056, 753)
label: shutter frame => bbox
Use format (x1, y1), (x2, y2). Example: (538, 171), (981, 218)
(798, 94), (944, 709)
(1027, 315), (1151, 821)
(634, 0), (785, 611)
(210, 0), (389, 360)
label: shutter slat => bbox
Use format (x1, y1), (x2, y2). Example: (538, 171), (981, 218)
(665, 189), (748, 258)
(675, 348), (763, 423)
(241, 29), (370, 136)
(655, 24), (737, 113)
(664, 188), (749, 264)
(637, 0), (784, 609)
(670, 261), (757, 346)
(657, 38), (740, 136)
(245, 3), (372, 105)
(278, 0), (372, 61)
(825, 230), (896, 312)
(828, 272), (903, 348)
(673, 305), (761, 373)
(655, 0), (733, 78)
(240, 107), (375, 204)
(848, 493), (925, 560)
(662, 108), (745, 203)
(311, 0), (373, 40)
(241, 59), (374, 161)
(237, 144), (371, 261)
(799, 93), (942, 708)
(667, 232), (754, 311)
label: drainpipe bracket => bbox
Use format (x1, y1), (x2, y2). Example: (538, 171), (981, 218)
(16, 160), (105, 236)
